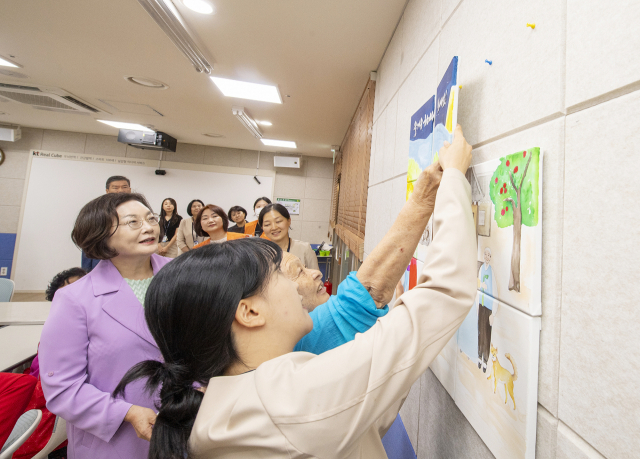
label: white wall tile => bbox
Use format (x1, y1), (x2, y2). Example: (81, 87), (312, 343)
(438, 0), (565, 146)
(566, 0), (640, 109)
(300, 221), (329, 244)
(382, 96), (398, 182)
(399, 377), (421, 454)
(0, 150), (28, 179)
(288, 225), (302, 242)
(401, 0), (441, 81)
(203, 146), (241, 167)
(42, 130), (86, 153)
(0, 178), (24, 206)
(559, 90), (640, 459)
(471, 117), (565, 416)
(125, 145), (159, 160)
(364, 185), (378, 255)
(239, 149), (260, 169)
(0, 205), (20, 233)
(395, 38), (439, 177)
(304, 177), (332, 200)
(372, 107), (387, 185)
(390, 175), (407, 224)
(536, 405), (558, 459)
(375, 16), (405, 121)
(0, 127), (43, 152)
(258, 151), (276, 171)
(274, 174), (306, 199)
(165, 143), (205, 164)
(418, 369), (493, 459)
(303, 198), (331, 223)
(440, 0), (463, 25)
(306, 156), (334, 179)
(84, 134), (127, 157)
(368, 122), (378, 187)
(556, 422), (606, 459)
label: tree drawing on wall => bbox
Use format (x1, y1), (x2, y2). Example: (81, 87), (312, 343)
(489, 148), (540, 292)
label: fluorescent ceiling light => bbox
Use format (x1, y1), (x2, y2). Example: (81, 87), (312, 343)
(257, 120), (272, 126)
(232, 106), (262, 139)
(98, 120), (155, 132)
(211, 77), (282, 104)
(0, 56), (19, 68)
(137, 0), (213, 73)
(182, 0), (214, 14)
(261, 139), (297, 149)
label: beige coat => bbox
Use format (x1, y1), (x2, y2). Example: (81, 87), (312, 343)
(189, 169), (477, 458)
(289, 239), (320, 270)
(176, 217), (205, 253)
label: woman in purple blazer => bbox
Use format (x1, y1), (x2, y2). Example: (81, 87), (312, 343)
(39, 192), (171, 459)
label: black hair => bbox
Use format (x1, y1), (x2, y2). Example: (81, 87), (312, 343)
(45, 267), (87, 302)
(258, 203), (291, 227)
(194, 204), (229, 236)
(115, 238), (282, 459)
(186, 199), (205, 217)
(72, 193), (154, 259)
(228, 206), (247, 220)
(253, 196), (272, 210)
(106, 175), (130, 189)
(159, 198), (181, 239)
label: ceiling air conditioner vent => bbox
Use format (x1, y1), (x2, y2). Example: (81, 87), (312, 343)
(0, 83), (42, 92)
(0, 82), (108, 114)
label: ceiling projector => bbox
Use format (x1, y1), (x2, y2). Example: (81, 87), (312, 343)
(117, 129), (177, 152)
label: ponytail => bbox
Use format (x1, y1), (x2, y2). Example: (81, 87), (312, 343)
(115, 238), (282, 459)
(115, 360), (203, 459)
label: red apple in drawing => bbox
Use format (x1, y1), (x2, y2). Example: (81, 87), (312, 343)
(506, 160), (510, 167)
(506, 206), (509, 211)
(495, 178), (498, 184)
(514, 166), (519, 173)
(503, 183), (506, 188)
(523, 151), (527, 157)
(500, 188), (503, 194)
(501, 209), (505, 216)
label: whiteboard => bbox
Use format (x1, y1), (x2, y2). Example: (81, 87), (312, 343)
(13, 151), (274, 290)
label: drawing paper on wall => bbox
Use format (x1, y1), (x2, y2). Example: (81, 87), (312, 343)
(475, 148), (543, 316)
(406, 56), (458, 262)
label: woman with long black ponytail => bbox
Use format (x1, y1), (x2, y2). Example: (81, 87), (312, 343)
(116, 127), (477, 459)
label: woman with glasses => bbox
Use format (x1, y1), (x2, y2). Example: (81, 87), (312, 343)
(39, 192), (170, 459)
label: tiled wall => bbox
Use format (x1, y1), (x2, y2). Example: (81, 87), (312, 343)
(366, 0), (640, 457)
(0, 128), (334, 280)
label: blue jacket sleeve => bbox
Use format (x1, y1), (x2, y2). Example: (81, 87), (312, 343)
(294, 272), (389, 354)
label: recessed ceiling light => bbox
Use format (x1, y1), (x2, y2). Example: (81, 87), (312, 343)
(257, 120), (272, 126)
(124, 76), (169, 89)
(203, 133), (224, 138)
(97, 120), (155, 132)
(261, 139), (296, 148)
(211, 77), (282, 104)
(182, 0), (214, 14)
(0, 56), (19, 68)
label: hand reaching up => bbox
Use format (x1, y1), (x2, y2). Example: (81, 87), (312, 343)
(438, 124), (473, 174)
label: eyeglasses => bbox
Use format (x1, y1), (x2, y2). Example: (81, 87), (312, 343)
(114, 214), (160, 230)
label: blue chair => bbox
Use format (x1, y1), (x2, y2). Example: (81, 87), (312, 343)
(0, 278), (15, 302)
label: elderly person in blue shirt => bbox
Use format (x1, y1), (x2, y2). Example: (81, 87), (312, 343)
(283, 159), (444, 456)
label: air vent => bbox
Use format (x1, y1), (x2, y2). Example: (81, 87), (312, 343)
(61, 96), (99, 113)
(0, 83), (41, 91)
(0, 82), (108, 114)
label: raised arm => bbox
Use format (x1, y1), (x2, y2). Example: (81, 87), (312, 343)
(356, 156), (442, 308)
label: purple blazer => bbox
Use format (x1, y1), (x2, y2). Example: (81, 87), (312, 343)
(39, 254), (171, 459)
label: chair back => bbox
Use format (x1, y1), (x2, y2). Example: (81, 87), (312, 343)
(30, 416), (68, 459)
(0, 278), (15, 302)
(0, 409), (42, 459)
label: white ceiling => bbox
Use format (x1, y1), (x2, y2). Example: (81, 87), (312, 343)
(0, 0), (406, 157)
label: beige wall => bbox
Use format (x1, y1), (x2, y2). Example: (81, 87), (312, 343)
(0, 128), (334, 249)
(366, 0), (640, 458)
